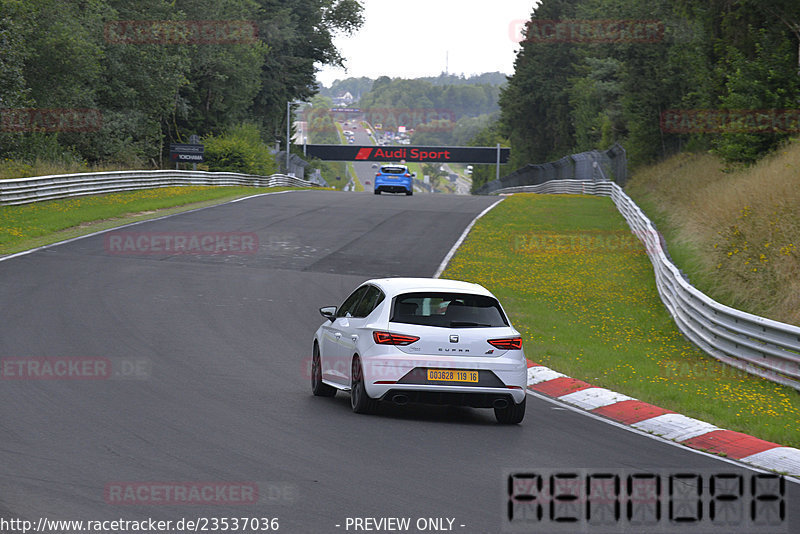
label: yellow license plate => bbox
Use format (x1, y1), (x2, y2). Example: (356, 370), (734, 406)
(427, 369), (478, 383)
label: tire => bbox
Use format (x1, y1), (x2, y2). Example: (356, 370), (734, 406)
(495, 396), (525, 424)
(350, 357), (379, 414)
(374, 189), (381, 195)
(406, 189), (413, 196)
(311, 343), (336, 397)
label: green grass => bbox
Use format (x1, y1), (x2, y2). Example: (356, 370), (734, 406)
(348, 162), (364, 192)
(0, 186), (301, 255)
(442, 193), (800, 447)
(0, 158), (137, 180)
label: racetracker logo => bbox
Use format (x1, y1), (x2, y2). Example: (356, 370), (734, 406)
(365, 108), (456, 131)
(1, 357), (111, 380)
(302, 107), (456, 134)
(511, 230), (648, 255)
(660, 109), (800, 134)
(302, 358), (466, 380)
(0, 108), (102, 132)
(509, 19), (664, 44)
(1, 357), (151, 380)
(104, 482), (258, 505)
(104, 20), (258, 45)
(104, 232), (259, 255)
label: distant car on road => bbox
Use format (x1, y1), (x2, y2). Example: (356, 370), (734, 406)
(374, 164), (414, 195)
(311, 277), (528, 423)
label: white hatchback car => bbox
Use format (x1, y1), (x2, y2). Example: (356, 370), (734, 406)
(311, 278), (528, 423)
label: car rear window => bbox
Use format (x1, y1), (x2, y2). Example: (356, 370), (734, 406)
(381, 166), (406, 174)
(390, 292), (509, 328)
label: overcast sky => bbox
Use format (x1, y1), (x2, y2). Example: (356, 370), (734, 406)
(316, 0), (538, 87)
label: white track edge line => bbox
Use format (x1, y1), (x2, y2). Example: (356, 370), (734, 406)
(433, 197), (505, 279)
(524, 389), (800, 484)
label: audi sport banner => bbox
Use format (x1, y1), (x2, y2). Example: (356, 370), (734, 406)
(305, 145), (510, 164)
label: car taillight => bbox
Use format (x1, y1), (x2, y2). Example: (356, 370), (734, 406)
(488, 337), (522, 350)
(373, 331), (420, 346)
(404, 173), (411, 177)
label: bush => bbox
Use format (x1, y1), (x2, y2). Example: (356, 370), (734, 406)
(202, 123), (277, 176)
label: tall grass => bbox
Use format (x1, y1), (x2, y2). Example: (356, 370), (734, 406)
(0, 158), (137, 180)
(626, 141), (800, 325)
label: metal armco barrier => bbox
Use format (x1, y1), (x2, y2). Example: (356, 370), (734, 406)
(0, 170), (322, 206)
(493, 179), (800, 391)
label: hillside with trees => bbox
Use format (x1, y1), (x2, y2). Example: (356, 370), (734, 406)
(0, 0), (363, 170)
(357, 76), (501, 120)
(498, 0), (800, 169)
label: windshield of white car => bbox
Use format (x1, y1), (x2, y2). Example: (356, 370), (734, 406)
(390, 292), (508, 328)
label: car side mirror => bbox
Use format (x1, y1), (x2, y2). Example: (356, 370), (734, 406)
(412, 172), (417, 178)
(319, 306), (337, 322)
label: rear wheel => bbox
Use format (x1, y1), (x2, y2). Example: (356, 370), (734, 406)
(350, 357), (379, 414)
(495, 396), (525, 424)
(406, 189), (413, 196)
(311, 344), (336, 397)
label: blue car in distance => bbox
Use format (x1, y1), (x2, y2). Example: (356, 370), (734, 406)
(374, 164), (415, 195)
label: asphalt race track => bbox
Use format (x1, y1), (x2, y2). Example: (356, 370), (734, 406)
(0, 190), (796, 533)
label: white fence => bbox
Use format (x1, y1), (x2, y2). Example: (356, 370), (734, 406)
(0, 170), (321, 206)
(494, 180), (800, 391)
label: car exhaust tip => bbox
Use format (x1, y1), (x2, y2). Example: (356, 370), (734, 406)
(392, 394), (409, 406)
(493, 399), (509, 409)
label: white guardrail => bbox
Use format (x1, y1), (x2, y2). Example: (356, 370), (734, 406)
(494, 179), (800, 391)
(0, 170), (321, 206)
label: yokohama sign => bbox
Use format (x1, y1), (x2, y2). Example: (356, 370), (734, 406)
(305, 145), (510, 163)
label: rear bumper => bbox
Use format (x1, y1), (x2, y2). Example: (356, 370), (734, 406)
(362, 353), (528, 404)
(374, 178), (412, 193)
(378, 388), (521, 408)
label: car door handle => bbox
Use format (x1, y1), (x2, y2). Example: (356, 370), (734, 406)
(334, 332), (342, 339)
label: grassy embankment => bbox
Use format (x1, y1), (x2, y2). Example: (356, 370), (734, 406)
(0, 186), (298, 255)
(441, 193), (799, 448)
(0, 159), (135, 180)
(626, 141), (800, 326)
